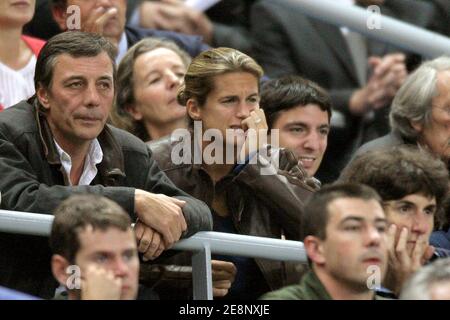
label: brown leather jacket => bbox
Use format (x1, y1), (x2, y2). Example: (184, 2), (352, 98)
(145, 133), (320, 295)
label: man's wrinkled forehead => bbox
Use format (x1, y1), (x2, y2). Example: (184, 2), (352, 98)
(52, 52), (114, 77)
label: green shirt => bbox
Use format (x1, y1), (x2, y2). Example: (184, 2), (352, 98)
(261, 270), (388, 300)
(260, 270), (332, 300)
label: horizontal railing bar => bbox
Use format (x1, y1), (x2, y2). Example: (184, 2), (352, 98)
(282, 0), (450, 58)
(0, 210), (306, 262)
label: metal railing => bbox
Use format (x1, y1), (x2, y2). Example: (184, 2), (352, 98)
(281, 0), (450, 58)
(0, 209), (306, 300)
(4, 0), (442, 300)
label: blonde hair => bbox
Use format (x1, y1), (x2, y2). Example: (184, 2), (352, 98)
(177, 47), (264, 109)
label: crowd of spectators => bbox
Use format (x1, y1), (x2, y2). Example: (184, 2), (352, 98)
(1, 0), (450, 300)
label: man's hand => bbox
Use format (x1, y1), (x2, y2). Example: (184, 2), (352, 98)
(212, 260), (237, 297)
(368, 53), (407, 105)
(134, 189), (187, 248)
(349, 53), (407, 115)
(239, 109), (269, 162)
(370, 53), (407, 85)
(82, 6), (118, 36)
(134, 220), (166, 261)
(81, 265), (122, 300)
(138, 0), (214, 43)
(385, 224), (434, 295)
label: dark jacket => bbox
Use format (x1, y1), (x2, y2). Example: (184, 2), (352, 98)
(24, 0), (208, 58)
(251, 0), (435, 116)
(251, 0), (435, 182)
(147, 133), (319, 296)
(431, 230), (450, 252)
(126, 0), (254, 54)
(341, 131), (414, 180)
(125, 26), (209, 58)
(0, 98), (212, 298)
(352, 131), (413, 159)
(260, 270), (332, 300)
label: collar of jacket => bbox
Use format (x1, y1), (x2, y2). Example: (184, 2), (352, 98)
(305, 269), (385, 300)
(31, 96), (126, 185)
(301, 270), (333, 300)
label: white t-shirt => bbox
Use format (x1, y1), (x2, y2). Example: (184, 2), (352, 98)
(0, 54), (36, 109)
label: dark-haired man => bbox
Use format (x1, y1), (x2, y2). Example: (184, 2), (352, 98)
(51, 194), (140, 300)
(0, 31), (211, 298)
(51, 194), (154, 300)
(262, 183), (388, 300)
(260, 76), (331, 178)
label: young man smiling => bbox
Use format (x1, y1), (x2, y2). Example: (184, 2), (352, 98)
(260, 76), (331, 179)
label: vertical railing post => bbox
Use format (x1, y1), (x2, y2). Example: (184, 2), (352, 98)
(192, 242), (213, 300)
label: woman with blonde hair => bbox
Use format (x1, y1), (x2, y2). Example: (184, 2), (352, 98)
(148, 47), (318, 299)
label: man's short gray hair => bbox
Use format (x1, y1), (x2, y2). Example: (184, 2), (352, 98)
(400, 257), (450, 300)
(390, 56), (450, 141)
